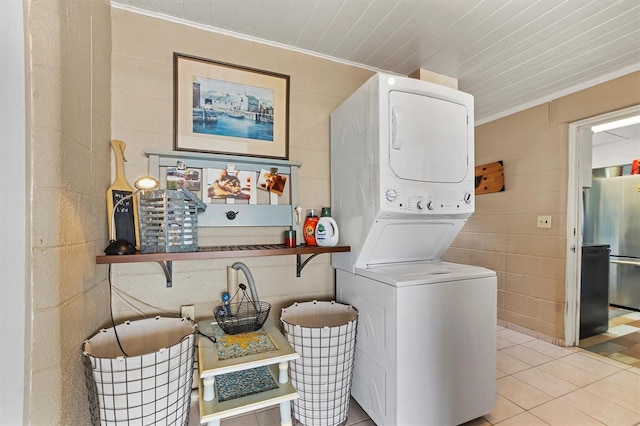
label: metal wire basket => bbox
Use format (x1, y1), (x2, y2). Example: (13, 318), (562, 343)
(214, 284), (271, 335)
(82, 317), (196, 426)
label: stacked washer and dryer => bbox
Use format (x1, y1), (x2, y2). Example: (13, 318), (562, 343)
(330, 73), (497, 426)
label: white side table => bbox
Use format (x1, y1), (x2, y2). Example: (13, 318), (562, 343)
(197, 320), (299, 426)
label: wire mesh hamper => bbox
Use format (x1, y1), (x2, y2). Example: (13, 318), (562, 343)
(139, 189), (206, 253)
(82, 317), (196, 426)
(280, 301), (358, 426)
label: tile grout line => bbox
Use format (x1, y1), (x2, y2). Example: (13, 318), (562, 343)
(491, 332), (640, 426)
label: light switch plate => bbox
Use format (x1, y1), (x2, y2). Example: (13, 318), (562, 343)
(537, 215), (552, 228)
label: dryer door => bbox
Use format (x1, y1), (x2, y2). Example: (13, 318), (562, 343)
(389, 90), (469, 183)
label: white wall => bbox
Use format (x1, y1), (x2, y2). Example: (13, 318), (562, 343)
(0, 0), (27, 424)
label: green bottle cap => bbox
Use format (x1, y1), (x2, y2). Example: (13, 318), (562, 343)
(321, 207), (331, 217)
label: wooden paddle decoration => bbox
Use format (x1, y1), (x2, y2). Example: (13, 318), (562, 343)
(475, 161), (505, 195)
(106, 140), (140, 250)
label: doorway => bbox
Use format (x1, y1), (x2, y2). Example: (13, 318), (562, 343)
(565, 104), (640, 346)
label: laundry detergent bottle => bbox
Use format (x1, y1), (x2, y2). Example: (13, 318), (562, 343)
(303, 209), (319, 246)
(316, 207), (339, 247)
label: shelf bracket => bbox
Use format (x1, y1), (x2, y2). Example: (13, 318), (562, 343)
(157, 261), (173, 287)
(296, 253), (320, 277)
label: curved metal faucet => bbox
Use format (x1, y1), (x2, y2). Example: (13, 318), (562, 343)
(231, 262), (261, 312)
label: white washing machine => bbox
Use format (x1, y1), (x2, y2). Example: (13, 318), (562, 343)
(330, 73), (497, 425)
(336, 263), (496, 426)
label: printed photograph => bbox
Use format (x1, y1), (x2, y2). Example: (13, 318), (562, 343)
(257, 169), (287, 196)
(206, 168), (252, 200)
(167, 167), (201, 191)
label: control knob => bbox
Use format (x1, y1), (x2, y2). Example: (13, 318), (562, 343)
(427, 201), (434, 210)
(463, 193), (472, 204)
(385, 189), (398, 202)
(417, 200), (425, 210)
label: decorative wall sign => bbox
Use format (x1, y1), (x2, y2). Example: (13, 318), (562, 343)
(475, 161), (505, 195)
(174, 53), (290, 159)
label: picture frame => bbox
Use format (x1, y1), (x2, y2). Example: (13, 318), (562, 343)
(174, 53), (290, 159)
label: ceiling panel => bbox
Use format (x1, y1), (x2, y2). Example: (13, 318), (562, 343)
(207, 1), (238, 31)
(154, 0), (183, 18)
(593, 124), (640, 146)
(471, 28), (638, 98)
(346, 1), (417, 64)
(273, 2), (317, 46)
(314, 1), (372, 55)
(395, 0), (512, 74)
(331, 1), (398, 59)
(112, 0), (640, 124)
(428, 0), (525, 76)
(379, 1), (473, 72)
(294, 0), (344, 51)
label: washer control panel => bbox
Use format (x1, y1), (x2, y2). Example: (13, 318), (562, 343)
(381, 186), (473, 214)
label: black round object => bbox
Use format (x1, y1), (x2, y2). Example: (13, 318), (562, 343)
(104, 239), (137, 255)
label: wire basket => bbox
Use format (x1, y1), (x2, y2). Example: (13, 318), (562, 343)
(281, 301), (359, 426)
(82, 317), (196, 426)
(214, 284), (271, 335)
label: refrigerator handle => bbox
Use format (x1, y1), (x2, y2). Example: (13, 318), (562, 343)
(610, 259), (640, 267)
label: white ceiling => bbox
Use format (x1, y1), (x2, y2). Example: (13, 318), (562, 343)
(111, 0), (640, 124)
(592, 123), (640, 146)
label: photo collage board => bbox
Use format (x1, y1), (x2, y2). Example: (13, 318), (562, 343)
(164, 164), (289, 206)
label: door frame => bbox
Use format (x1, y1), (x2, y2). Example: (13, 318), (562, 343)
(565, 104), (640, 346)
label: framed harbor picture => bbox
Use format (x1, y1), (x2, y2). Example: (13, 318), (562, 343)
(174, 53), (290, 159)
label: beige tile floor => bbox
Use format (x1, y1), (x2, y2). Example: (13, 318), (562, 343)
(190, 325), (640, 426)
(579, 308), (640, 368)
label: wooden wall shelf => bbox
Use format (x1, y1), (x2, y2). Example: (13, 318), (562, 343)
(97, 244), (350, 287)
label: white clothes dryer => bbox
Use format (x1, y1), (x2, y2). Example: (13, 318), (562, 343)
(330, 73), (497, 425)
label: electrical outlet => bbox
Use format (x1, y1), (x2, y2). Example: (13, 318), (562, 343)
(181, 305), (195, 320)
(537, 215), (552, 228)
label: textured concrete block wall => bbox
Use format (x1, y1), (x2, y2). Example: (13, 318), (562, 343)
(109, 8), (374, 324)
(444, 72), (640, 343)
(26, 0), (112, 423)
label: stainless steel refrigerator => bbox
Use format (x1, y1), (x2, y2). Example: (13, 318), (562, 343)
(584, 174), (640, 310)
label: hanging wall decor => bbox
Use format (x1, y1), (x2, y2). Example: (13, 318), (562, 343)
(475, 160), (505, 195)
(174, 53), (290, 160)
